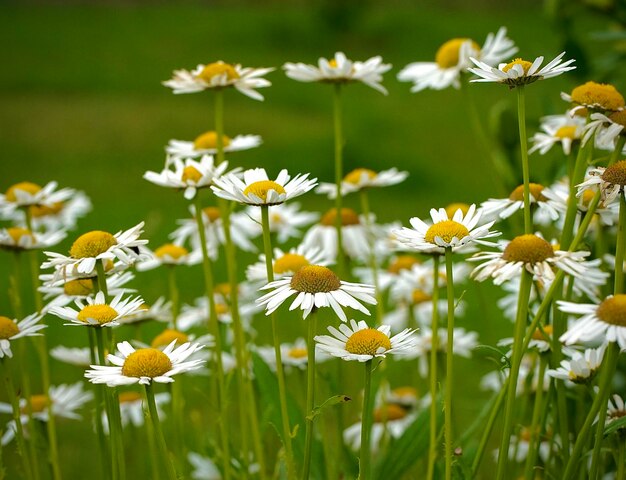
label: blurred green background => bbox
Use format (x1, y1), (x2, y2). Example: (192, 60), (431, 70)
(1, 0), (625, 478)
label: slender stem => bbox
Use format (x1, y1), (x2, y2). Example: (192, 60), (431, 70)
(359, 360), (374, 480)
(193, 194), (231, 480)
(167, 266), (180, 329)
(444, 248), (455, 480)
(302, 310), (318, 480)
(523, 354), (548, 479)
(427, 254), (441, 480)
(560, 137), (592, 249)
(95, 261), (109, 299)
(359, 191), (384, 323)
(145, 384), (178, 480)
(618, 438), (625, 480)
(110, 390), (126, 480)
(516, 86), (532, 234)
(9, 253), (23, 319)
(215, 89), (225, 165)
(471, 379), (508, 476)
(333, 83), (346, 277)
(261, 205), (296, 479)
(615, 191), (626, 294)
(88, 329), (110, 478)
(496, 269), (533, 480)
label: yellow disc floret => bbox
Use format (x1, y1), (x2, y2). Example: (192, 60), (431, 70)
(198, 62), (240, 82)
(287, 347), (307, 359)
(202, 207), (221, 222)
(601, 160), (626, 186)
(412, 289), (431, 305)
(387, 255), (420, 274)
(290, 265), (341, 293)
(151, 329), (189, 349)
(509, 183), (547, 202)
(502, 58), (533, 74)
(424, 220), (470, 245)
(30, 202), (64, 218)
(502, 234), (554, 264)
(532, 324), (553, 341)
(69, 231), (117, 259)
(435, 38), (479, 69)
(555, 126), (578, 139)
(181, 166), (203, 184)
(121, 348), (173, 378)
(118, 391), (142, 404)
(373, 404), (408, 423)
(273, 253), (310, 275)
(24, 395), (48, 414)
(345, 328), (392, 356)
(63, 279), (94, 296)
(344, 168), (377, 185)
(320, 208), (360, 226)
(7, 227), (34, 245)
(243, 180), (286, 202)
(154, 244), (189, 260)
(609, 111), (626, 129)
(5, 182), (42, 202)
(445, 203), (470, 219)
(193, 131), (232, 150)
(0, 316), (19, 339)
(570, 82), (625, 111)
(596, 295), (626, 327)
(77, 305), (118, 325)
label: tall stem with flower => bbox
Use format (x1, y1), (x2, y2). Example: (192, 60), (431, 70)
(333, 84), (346, 277)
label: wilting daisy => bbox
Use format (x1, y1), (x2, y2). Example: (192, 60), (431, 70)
(468, 52), (576, 87)
(162, 61), (273, 100)
(0, 181), (76, 218)
(528, 114), (586, 155)
(470, 234), (602, 285)
(211, 168), (317, 206)
(166, 131), (262, 158)
(0, 227), (66, 251)
(256, 338), (330, 372)
(394, 204), (498, 254)
(85, 340), (205, 386)
(284, 52), (392, 94)
(397, 26), (517, 92)
(480, 183), (560, 224)
(314, 319), (417, 362)
(0, 383), (93, 445)
(316, 167), (409, 199)
(241, 202), (319, 244)
(144, 155), (232, 200)
(49, 291), (145, 328)
(577, 160), (626, 205)
(548, 345), (606, 384)
(257, 265), (376, 321)
(0, 313), (46, 358)
(42, 222), (148, 280)
(559, 295), (626, 349)
(136, 243), (201, 271)
(246, 245), (333, 283)
(561, 81), (625, 115)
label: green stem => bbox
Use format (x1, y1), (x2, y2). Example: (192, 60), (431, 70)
(359, 191), (384, 323)
(427, 254), (441, 480)
(444, 248), (455, 480)
(95, 261), (109, 299)
(333, 83), (346, 277)
(359, 360), (374, 480)
(523, 354), (548, 479)
(193, 194), (231, 480)
(215, 89), (225, 165)
(9, 253), (23, 319)
(167, 266), (180, 329)
(110, 390), (126, 480)
(471, 380), (508, 477)
(87, 329), (110, 478)
(261, 205), (296, 479)
(516, 86), (532, 234)
(145, 384), (178, 480)
(496, 269), (533, 480)
(615, 191), (626, 294)
(302, 310), (318, 480)
(618, 438), (625, 480)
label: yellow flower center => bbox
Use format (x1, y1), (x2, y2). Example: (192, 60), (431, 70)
(274, 253), (310, 275)
(121, 348), (173, 378)
(596, 295), (626, 327)
(345, 328), (392, 355)
(412, 289), (431, 305)
(344, 168), (377, 185)
(373, 404), (408, 423)
(287, 347), (308, 359)
(581, 189), (596, 208)
(118, 391), (142, 404)
(391, 386), (417, 398)
(424, 220), (470, 245)
(215, 283), (231, 297)
(63, 279), (94, 296)
(387, 255), (420, 274)
(243, 180), (286, 201)
(181, 166), (203, 183)
(532, 324), (553, 341)
(7, 227), (34, 245)
(23, 395), (48, 414)
(570, 82), (625, 111)
(151, 329), (189, 349)
(77, 304), (118, 325)
(0, 316), (19, 340)
(154, 244), (189, 260)
(609, 110), (626, 129)
(5, 182), (41, 202)
(202, 207), (221, 222)
(198, 62), (239, 82)
(69, 231), (117, 259)
(601, 160), (626, 186)
(193, 131), (232, 150)
(445, 202), (470, 219)
(509, 183), (547, 202)
(320, 208), (360, 226)
(502, 234), (554, 264)
(502, 58), (533, 74)
(290, 265), (341, 293)
(30, 202), (64, 218)
(555, 126), (578, 139)
(329, 59), (338, 68)
(215, 303), (229, 315)
(435, 38), (479, 68)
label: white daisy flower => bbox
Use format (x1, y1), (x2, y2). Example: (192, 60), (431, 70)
(240, 202), (319, 244)
(315, 167), (409, 199)
(284, 52), (392, 94)
(560, 81), (625, 115)
(409, 327), (477, 377)
(384, 301), (462, 333)
(256, 265), (376, 321)
(398, 26), (517, 92)
(148, 328), (214, 352)
(559, 295), (626, 350)
(246, 244), (333, 283)
(499, 325), (556, 354)
(470, 234), (602, 286)
(188, 452), (260, 479)
(314, 319), (417, 362)
(0, 227), (66, 251)
(162, 61), (273, 100)
(49, 291), (145, 328)
(481, 355), (550, 395)
(468, 52), (576, 87)
(0, 382), (93, 446)
(576, 160), (626, 206)
(393, 204), (498, 254)
(136, 243), (201, 271)
(548, 345), (606, 384)
(166, 131), (262, 159)
(528, 113), (586, 155)
(0, 181), (76, 218)
(211, 168), (317, 206)
(144, 155), (232, 200)
(353, 255), (422, 293)
(255, 337), (330, 372)
(0, 313), (46, 358)
(102, 391), (170, 433)
(50, 346), (92, 367)
(496, 429), (552, 463)
(117, 297), (172, 326)
(178, 292), (260, 331)
(580, 111), (625, 149)
(607, 394), (626, 425)
(385, 386), (421, 409)
(41, 222), (148, 281)
(480, 183), (560, 224)
(85, 340), (206, 387)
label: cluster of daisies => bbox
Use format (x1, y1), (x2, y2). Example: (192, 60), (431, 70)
(2, 24), (626, 480)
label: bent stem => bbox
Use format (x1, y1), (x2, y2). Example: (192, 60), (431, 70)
(302, 310), (318, 480)
(516, 86), (532, 234)
(427, 254), (441, 480)
(145, 384), (178, 480)
(359, 360), (374, 480)
(444, 248), (455, 480)
(333, 83), (346, 277)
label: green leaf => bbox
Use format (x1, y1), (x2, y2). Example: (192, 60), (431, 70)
(307, 395), (351, 421)
(604, 416), (626, 437)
